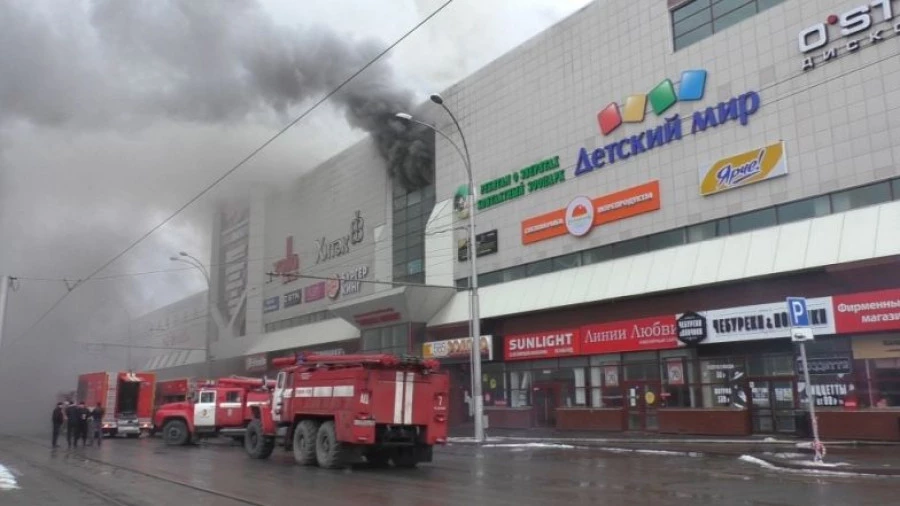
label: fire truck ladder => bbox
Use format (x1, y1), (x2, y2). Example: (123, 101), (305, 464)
(104, 374), (117, 423)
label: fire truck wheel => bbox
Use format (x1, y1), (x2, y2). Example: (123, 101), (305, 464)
(315, 421), (345, 469)
(391, 447), (418, 468)
(245, 419), (274, 459)
(292, 420), (318, 466)
(162, 420), (190, 446)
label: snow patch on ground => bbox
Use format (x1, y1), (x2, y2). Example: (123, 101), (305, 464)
(598, 447), (702, 457)
(739, 455), (876, 477)
(482, 443), (578, 449)
(0, 463), (20, 491)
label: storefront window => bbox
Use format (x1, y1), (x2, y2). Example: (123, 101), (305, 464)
(748, 354), (794, 376)
(851, 334), (900, 408)
(699, 358), (747, 408)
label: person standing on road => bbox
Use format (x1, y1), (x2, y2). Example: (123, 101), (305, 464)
(65, 401), (80, 448)
(77, 402), (90, 447)
(51, 402), (65, 448)
(90, 402), (104, 446)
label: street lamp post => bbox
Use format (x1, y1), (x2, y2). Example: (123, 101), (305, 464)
(171, 252), (214, 378)
(396, 95), (485, 443)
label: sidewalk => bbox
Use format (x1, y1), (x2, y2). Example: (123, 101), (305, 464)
(448, 427), (900, 476)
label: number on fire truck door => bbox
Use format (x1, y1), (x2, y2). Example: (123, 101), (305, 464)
(194, 390), (216, 427)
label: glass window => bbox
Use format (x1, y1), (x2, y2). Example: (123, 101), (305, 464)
(647, 229), (685, 251)
(611, 237), (646, 259)
(526, 259), (553, 277)
(394, 219), (407, 236)
(583, 245), (612, 265)
(713, 2), (757, 31)
(673, 0), (710, 22)
(225, 391), (240, 403)
(712, 0), (753, 18)
(674, 10), (712, 36)
(407, 259), (423, 275)
(456, 277), (469, 289)
(199, 391), (214, 403)
(758, 0), (784, 9)
(674, 23), (713, 50)
(407, 231), (423, 247)
(552, 253), (581, 271)
(407, 202), (422, 220)
(393, 247), (407, 265)
(407, 190), (422, 206)
(393, 195), (406, 210)
(686, 221), (716, 243)
(729, 207), (777, 234)
(503, 265), (527, 282)
(831, 182), (892, 213)
(892, 178), (900, 199)
(479, 270), (503, 287)
(777, 196), (830, 224)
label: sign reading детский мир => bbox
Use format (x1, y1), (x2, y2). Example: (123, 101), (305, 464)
(477, 156), (564, 211)
(699, 141), (787, 196)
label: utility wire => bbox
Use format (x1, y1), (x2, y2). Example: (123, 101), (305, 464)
(5, 0), (455, 348)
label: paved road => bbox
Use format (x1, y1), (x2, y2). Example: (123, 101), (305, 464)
(0, 435), (896, 505)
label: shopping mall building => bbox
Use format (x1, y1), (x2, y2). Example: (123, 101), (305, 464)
(148, 0), (900, 440)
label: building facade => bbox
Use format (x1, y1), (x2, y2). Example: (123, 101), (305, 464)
(148, 0), (900, 440)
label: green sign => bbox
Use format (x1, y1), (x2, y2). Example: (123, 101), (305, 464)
(477, 156), (564, 211)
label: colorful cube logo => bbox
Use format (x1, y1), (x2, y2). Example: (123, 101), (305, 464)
(596, 69), (707, 136)
(678, 70), (707, 101)
(597, 103), (622, 136)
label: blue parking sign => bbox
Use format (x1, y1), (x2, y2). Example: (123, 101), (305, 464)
(786, 297), (810, 328)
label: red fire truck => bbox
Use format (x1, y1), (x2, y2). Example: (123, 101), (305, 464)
(243, 353), (449, 469)
(153, 376), (273, 445)
(77, 371), (157, 437)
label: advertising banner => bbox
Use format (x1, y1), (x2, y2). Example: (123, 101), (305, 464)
(698, 297), (834, 344)
(581, 315), (678, 354)
(832, 288), (900, 334)
(852, 335), (900, 360)
(520, 180), (661, 244)
(423, 336), (493, 361)
(504, 329), (580, 361)
(700, 141), (787, 196)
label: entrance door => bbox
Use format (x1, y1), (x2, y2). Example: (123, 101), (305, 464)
(750, 379), (796, 433)
(194, 390), (216, 428)
(532, 382), (563, 427)
(624, 382), (661, 431)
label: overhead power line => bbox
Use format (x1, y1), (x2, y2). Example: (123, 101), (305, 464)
(5, 0), (455, 348)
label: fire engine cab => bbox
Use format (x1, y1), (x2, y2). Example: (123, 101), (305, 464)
(244, 353), (450, 469)
(153, 376), (272, 446)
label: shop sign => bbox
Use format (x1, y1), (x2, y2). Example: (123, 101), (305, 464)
(458, 229), (499, 262)
(798, 1), (900, 71)
(283, 289), (302, 308)
(795, 356), (852, 376)
(575, 69), (761, 178)
(520, 180), (660, 245)
(699, 141), (787, 196)
(263, 296), (280, 313)
(852, 335), (900, 359)
(245, 354), (267, 373)
(676, 311), (708, 345)
(423, 336), (493, 361)
(581, 316), (678, 354)
(272, 236), (300, 284)
(666, 359), (685, 386)
(326, 265), (370, 300)
(304, 281), (326, 303)
(477, 156), (564, 211)
(832, 288), (900, 334)
(701, 297), (835, 344)
(504, 329), (580, 361)
(799, 382), (849, 408)
(314, 210), (365, 265)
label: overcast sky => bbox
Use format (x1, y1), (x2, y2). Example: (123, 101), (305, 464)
(0, 0), (592, 398)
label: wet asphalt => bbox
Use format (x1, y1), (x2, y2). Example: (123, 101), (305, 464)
(0, 435), (897, 505)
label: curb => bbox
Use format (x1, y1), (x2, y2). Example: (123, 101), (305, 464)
(448, 435), (900, 447)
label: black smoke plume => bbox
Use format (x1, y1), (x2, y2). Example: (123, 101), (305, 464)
(0, 0), (434, 189)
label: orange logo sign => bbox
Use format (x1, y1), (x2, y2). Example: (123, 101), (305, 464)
(521, 180), (661, 244)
